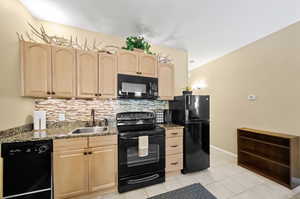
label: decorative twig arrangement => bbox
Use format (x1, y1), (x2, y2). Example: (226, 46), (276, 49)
(16, 23), (173, 63)
(157, 53), (173, 64)
(16, 23), (119, 54)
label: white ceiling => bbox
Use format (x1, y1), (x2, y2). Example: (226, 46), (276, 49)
(19, 0), (300, 70)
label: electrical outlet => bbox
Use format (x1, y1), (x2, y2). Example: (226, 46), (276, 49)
(248, 95), (256, 101)
(58, 113), (65, 121)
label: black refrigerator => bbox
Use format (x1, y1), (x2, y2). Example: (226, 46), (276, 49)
(169, 95), (210, 173)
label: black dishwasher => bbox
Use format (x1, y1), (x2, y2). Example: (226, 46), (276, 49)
(1, 140), (53, 199)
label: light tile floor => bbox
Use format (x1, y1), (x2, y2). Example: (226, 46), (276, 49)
(92, 147), (300, 199)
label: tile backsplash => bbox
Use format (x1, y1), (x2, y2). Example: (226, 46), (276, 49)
(35, 99), (168, 122)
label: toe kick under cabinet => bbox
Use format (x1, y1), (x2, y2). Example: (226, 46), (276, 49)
(164, 127), (184, 176)
(53, 135), (117, 199)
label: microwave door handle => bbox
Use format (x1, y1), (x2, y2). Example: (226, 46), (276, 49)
(120, 137), (138, 140)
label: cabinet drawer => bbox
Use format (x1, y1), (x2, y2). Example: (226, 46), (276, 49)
(166, 154), (183, 172)
(89, 135), (117, 148)
(54, 138), (88, 152)
(166, 129), (183, 138)
(166, 137), (183, 155)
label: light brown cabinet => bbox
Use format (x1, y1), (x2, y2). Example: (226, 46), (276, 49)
(164, 127), (184, 175)
(118, 50), (139, 76)
(21, 41), (52, 97)
(52, 47), (76, 98)
(139, 54), (157, 77)
(76, 50), (98, 98)
(53, 149), (89, 199)
(21, 41), (76, 98)
(76, 52), (117, 99)
(89, 146), (117, 192)
(53, 136), (117, 199)
(98, 54), (117, 99)
(20, 41), (175, 100)
(118, 50), (157, 77)
(158, 63), (174, 100)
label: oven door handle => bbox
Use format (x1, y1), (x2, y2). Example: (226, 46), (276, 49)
(127, 174), (160, 185)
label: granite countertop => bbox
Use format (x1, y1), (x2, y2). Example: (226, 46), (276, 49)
(0, 122), (184, 144)
(160, 123), (184, 130)
(0, 124), (118, 144)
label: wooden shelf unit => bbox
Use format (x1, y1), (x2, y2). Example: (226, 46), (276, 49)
(237, 128), (300, 189)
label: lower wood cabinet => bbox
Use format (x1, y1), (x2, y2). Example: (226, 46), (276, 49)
(53, 136), (117, 199)
(53, 149), (89, 199)
(89, 146), (117, 192)
(164, 127), (184, 175)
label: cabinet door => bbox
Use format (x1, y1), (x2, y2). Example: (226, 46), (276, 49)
(77, 50), (98, 98)
(54, 149), (89, 199)
(117, 50), (139, 75)
(52, 47), (76, 98)
(21, 41), (51, 97)
(89, 146), (117, 193)
(158, 63), (174, 100)
(99, 54), (117, 99)
(139, 54), (157, 77)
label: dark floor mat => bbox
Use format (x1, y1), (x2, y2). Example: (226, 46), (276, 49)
(148, 183), (217, 199)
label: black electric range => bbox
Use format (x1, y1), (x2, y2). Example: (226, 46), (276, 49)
(117, 112), (165, 193)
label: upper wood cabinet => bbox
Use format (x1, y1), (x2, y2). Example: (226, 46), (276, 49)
(139, 54), (157, 77)
(98, 54), (117, 99)
(118, 50), (139, 76)
(21, 41), (52, 97)
(20, 41), (173, 100)
(89, 146), (117, 193)
(21, 41), (76, 98)
(76, 50), (98, 98)
(158, 63), (174, 100)
(53, 149), (89, 199)
(52, 47), (76, 98)
(118, 50), (158, 78)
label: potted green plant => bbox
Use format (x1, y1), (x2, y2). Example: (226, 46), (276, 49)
(122, 36), (154, 55)
(182, 86), (193, 95)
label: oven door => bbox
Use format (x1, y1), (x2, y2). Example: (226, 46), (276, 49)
(118, 134), (165, 178)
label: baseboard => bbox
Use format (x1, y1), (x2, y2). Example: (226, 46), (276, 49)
(210, 145), (237, 158)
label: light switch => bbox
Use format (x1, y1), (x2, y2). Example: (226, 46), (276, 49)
(58, 113), (65, 121)
(248, 95), (256, 101)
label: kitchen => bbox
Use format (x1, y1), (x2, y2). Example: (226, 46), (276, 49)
(1, 32), (210, 198)
(2, 0), (300, 199)
(0, 3), (206, 197)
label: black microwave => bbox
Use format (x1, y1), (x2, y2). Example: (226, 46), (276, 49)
(118, 74), (158, 99)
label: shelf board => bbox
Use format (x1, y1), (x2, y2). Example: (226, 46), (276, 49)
(238, 128), (297, 139)
(239, 135), (290, 149)
(240, 150), (290, 169)
(238, 162), (291, 189)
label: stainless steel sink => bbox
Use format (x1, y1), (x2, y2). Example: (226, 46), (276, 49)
(70, 127), (108, 134)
